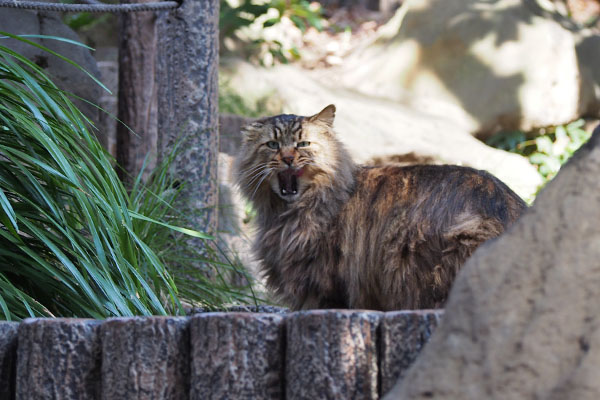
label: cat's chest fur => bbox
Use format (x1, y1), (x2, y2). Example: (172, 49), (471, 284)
(255, 178), (351, 310)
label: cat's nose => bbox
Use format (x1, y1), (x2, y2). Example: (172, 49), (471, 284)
(282, 156), (294, 166)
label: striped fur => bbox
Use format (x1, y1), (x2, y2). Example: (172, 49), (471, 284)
(235, 105), (526, 310)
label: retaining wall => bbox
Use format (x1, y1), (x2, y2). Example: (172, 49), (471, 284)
(0, 309), (441, 399)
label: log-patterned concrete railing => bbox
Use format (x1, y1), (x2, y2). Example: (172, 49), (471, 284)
(0, 309), (441, 399)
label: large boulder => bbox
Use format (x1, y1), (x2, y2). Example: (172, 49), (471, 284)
(223, 60), (542, 200)
(336, 0), (600, 137)
(383, 125), (600, 399)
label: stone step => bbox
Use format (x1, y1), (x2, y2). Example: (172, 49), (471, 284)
(0, 309), (442, 399)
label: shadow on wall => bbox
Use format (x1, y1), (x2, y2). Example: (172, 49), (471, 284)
(398, 0), (527, 133)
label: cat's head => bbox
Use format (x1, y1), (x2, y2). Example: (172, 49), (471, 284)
(236, 104), (351, 204)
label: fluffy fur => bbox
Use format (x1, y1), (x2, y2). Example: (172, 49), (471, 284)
(235, 105), (526, 310)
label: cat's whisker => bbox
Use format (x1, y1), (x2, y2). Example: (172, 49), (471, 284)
(237, 164), (269, 177)
(244, 163), (273, 178)
(244, 167), (270, 183)
(246, 168), (271, 188)
(247, 165), (272, 186)
(249, 170), (272, 200)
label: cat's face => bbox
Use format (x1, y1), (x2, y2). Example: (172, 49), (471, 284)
(237, 105), (340, 203)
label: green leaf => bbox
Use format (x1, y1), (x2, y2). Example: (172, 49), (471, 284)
(1, 34), (95, 51)
(290, 15), (307, 33)
(263, 18), (280, 28)
(0, 187), (17, 232)
(129, 211), (214, 240)
(535, 135), (554, 155)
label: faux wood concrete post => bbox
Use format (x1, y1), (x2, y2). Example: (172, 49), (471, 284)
(100, 317), (190, 399)
(379, 310), (443, 395)
(117, 0), (159, 182)
(286, 310), (382, 400)
(190, 313), (285, 399)
(155, 0), (219, 236)
(0, 322), (18, 399)
(15, 319), (102, 400)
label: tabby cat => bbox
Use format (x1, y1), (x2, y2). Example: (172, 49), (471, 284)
(235, 105), (526, 310)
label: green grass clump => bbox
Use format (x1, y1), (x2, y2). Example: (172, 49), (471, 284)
(129, 151), (260, 310)
(0, 33), (256, 320)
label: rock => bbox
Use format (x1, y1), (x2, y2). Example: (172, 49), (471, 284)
(219, 305), (289, 313)
(97, 59), (119, 157)
(0, 322), (18, 400)
(0, 9), (104, 146)
(383, 126), (600, 399)
(100, 317), (189, 400)
(336, 0), (600, 137)
(577, 33), (600, 118)
(286, 310), (381, 400)
(189, 312), (285, 399)
(220, 113), (254, 156)
(217, 151), (264, 288)
(223, 60), (542, 200)
(380, 310), (443, 395)
(16, 318), (102, 400)
(187, 305), (288, 314)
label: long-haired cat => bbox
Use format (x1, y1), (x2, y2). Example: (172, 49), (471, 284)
(235, 105), (526, 310)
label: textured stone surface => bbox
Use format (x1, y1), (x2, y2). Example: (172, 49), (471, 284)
(98, 60), (118, 157)
(217, 151), (263, 287)
(190, 312), (285, 400)
(7, 309), (448, 399)
(286, 310), (381, 400)
(384, 127), (600, 399)
(219, 113), (253, 156)
(101, 317), (189, 400)
(16, 318), (101, 400)
(117, 0), (159, 182)
(156, 0), (219, 235)
(339, 0), (600, 136)
(380, 310), (443, 395)
(218, 114), (261, 285)
(189, 305), (288, 314)
(577, 34), (600, 119)
(0, 322), (18, 400)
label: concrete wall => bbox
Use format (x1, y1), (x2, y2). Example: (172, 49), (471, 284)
(0, 309), (441, 399)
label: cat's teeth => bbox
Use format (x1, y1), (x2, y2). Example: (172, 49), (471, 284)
(292, 190), (297, 194)
(282, 189), (287, 194)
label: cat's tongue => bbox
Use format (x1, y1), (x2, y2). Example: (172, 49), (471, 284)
(278, 169), (300, 196)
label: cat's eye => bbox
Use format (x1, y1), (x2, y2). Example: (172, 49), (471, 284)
(266, 141), (280, 149)
(297, 141), (310, 148)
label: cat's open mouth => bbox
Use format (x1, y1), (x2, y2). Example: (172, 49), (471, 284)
(277, 168), (303, 196)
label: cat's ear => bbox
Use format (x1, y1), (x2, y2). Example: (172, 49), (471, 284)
(309, 104), (336, 127)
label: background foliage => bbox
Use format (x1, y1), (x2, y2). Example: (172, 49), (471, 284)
(487, 119), (593, 187)
(220, 0), (324, 64)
